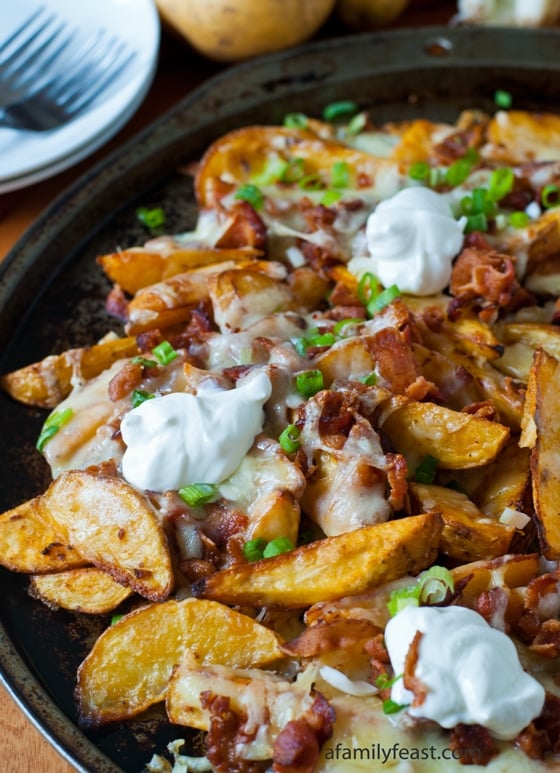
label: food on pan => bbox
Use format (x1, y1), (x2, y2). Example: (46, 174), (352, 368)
(2, 102), (560, 772)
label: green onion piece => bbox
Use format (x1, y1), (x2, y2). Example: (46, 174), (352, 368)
(494, 89), (512, 109)
(234, 183), (264, 210)
(263, 536), (295, 558)
(445, 157), (474, 187)
(296, 369), (324, 399)
(299, 174), (324, 191)
(293, 336), (309, 357)
(417, 565), (455, 605)
(413, 454), (439, 484)
(279, 424), (301, 453)
(152, 340), (179, 366)
(136, 206), (166, 233)
(509, 210), (530, 228)
(360, 371), (378, 386)
(284, 112), (308, 129)
(308, 332), (337, 347)
(345, 112), (367, 135)
(429, 167), (444, 187)
(281, 157), (305, 184)
(367, 284), (401, 316)
(333, 318), (362, 337)
(465, 212), (488, 233)
(409, 161), (431, 182)
(320, 189), (342, 207)
(178, 483), (218, 507)
(387, 585), (422, 617)
(488, 167), (514, 201)
(375, 673), (403, 690)
(111, 614), (123, 625)
(131, 389), (155, 408)
(36, 407), (74, 452)
(357, 272), (379, 305)
(383, 698), (408, 715)
(243, 537), (267, 562)
(322, 100), (358, 122)
(542, 184), (560, 209)
(251, 157), (289, 186)
(331, 161), (350, 189)
(131, 355), (158, 368)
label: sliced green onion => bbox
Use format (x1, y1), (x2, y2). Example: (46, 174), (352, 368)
(367, 284), (401, 315)
(111, 614), (123, 625)
(387, 584), (422, 617)
(542, 184), (560, 209)
(375, 673), (403, 690)
(299, 173), (324, 191)
(178, 483), (218, 507)
(357, 272), (379, 305)
(279, 424), (301, 453)
(136, 206), (166, 233)
(131, 389), (155, 408)
(429, 167), (444, 187)
(131, 355), (158, 368)
(281, 157), (305, 184)
(152, 340), (179, 366)
(465, 212), (488, 233)
(383, 698), (408, 715)
(417, 565), (455, 605)
(409, 161), (431, 182)
(322, 100), (358, 122)
(293, 328), (336, 355)
(333, 318), (362, 337)
(345, 112), (367, 135)
(360, 371), (378, 386)
(488, 167), (514, 201)
(251, 157), (289, 186)
(243, 537), (267, 562)
(331, 160), (350, 189)
(445, 157), (475, 187)
(296, 369), (324, 399)
(234, 183), (264, 210)
(320, 189), (342, 207)
(284, 112), (308, 129)
(413, 454), (439, 484)
(509, 210), (530, 228)
(494, 89), (512, 109)
(263, 536), (295, 558)
(36, 407), (74, 452)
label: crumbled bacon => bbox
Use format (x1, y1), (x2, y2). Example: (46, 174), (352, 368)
(403, 630), (428, 708)
(449, 724), (498, 766)
(280, 618), (382, 658)
(529, 619), (560, 658)
(272, 691), (335, 773)
(364, 634), (391, 696)
(200, 693), (268, 773)
(516, 692), (560, 760)
(474, 587), (510, 632)
(105, 283), (129, 320)
(107, 361), (144, 402)
(216, 200), (267, 250)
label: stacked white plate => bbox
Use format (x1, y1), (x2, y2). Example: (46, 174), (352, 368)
(0, 0), (160, 193)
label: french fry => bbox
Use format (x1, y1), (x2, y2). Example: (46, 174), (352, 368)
(408, 482), (514, 562)
(0, 498), (86, 573)
(378, 397), (510, 470)
(76, 598), (284, 727)
(40, 470), (173, 601)
(520, 348), (560, 558)
(29, 567), (133, 614)
(193, 512), (442, 608)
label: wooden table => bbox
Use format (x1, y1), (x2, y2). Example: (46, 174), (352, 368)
(0, 4), (453, 771)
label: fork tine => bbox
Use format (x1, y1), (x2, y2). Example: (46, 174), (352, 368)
(0, 6), (47, 57)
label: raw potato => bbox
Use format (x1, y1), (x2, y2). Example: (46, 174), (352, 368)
(155, 0), (336, 62)
(40, 470), (173, 601)
(29, 567), (132, 614)
(193, 512), (442, 608)
(76, 598), (284, 727)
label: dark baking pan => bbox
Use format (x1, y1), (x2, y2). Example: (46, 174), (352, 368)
(1, 25), (559, 773)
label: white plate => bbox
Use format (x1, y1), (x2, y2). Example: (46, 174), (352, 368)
(0, 0), (160, 193)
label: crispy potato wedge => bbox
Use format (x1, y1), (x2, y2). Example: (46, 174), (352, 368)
(483, 110), (560, 164)
(408, 482), (514, 562)
(76, 598), (284, 727)
(520, 349), (560, 558)
(496, 322), (560, 361)
(378, 397), (510, 470)
(40, 470), (173, 601)
(0, 498), (86, 573)
(471, 442), (532, 520)
(0, 336), (138, 409)
(29, 567), (133, 614)
(193, 512), (442, 608)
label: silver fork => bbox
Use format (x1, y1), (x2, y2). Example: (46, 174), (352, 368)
(0, 32), (136, 132)
(0, 6), (73, 109)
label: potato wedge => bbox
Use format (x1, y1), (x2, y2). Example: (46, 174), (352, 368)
(40, 470), (173, 601)
(520, 349), (560, 558)
(76, 598), (284, 727)
(378, 397), (510, 470)
(0, 498), (85, 573)
(29, 567), (133, 614)
(483, 110), (560, 164)
(408, 482), (514, 562)
(193, 512), (442, 608)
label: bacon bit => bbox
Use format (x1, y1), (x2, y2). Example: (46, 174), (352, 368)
(200, 693), (268, 773)
(524, 568), (560, 612)
(385, 453), (408, 511)
(529, 619), (560, 658)
(460, 400), (497, 420)
(433, 127), (484, 163)
(449, 724), (498, 766)
(316, 391), (356, 443)
(272, 690), (335, 773)
(364, 634), (391, 696)
(216, 201), (267, 250)
(280, 618), (382, 658)
(404, 375), (440, 402)
(107, 361), (144, 402)
(403, 630), (428, 708)
(300, 242), (341, 277)
(474, 587), (510, 631)
(180, 558), (216, 582)
(105, 284), (129, 320)
(516, 692), (560, 760)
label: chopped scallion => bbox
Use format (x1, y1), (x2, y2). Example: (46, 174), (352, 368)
(152, 340), (178, 366)
(542, 184), (560, 209)
(131, 355), (158, 368)
(332, 318), (362, 337)
(131, 389), (155, 408)
(299, 174), (324, 191)
(296, 369), (324, 399)
(320, 189), (342, 207)
(345, 112), (367, 135)
(178, 483), (218, 507)
(283, 112), (308, 129)
(417, 565), (455, 605)
(243, 537), (267, 562)
(279, 424), (301, 454)
(322, 100), (358, 122)
(383, 698), (408, 715)
(465, 212), (488, 233)
(488, 167), (514, 201)
(262, 536), (295, 558)
(234, 183), (264, 210)
(408, 161), (431, 182)
(357, 272), (379, 306)
(36, 407), (74, 452)
(413, 454), (439, 484)
(281, 157), (305, 184)
(331, 160), (350, 189)
(251, 157), (289, 186)
(509, 210), (530, 228)
(367, 284), (401, 315)
(136, 206), (166, 233)
(494, 89), (512, 109)
(360, 372), (378, 386)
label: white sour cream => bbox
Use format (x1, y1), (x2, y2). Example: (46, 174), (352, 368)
(120, 370), (272, 492)
(385, 605), (545, 740)
(348, 186), (465, 296)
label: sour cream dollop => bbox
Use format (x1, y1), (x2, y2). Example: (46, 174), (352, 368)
(385, 605), (545, 740)
(120, 370), (272, 492)
(349, 186), (465, 296)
